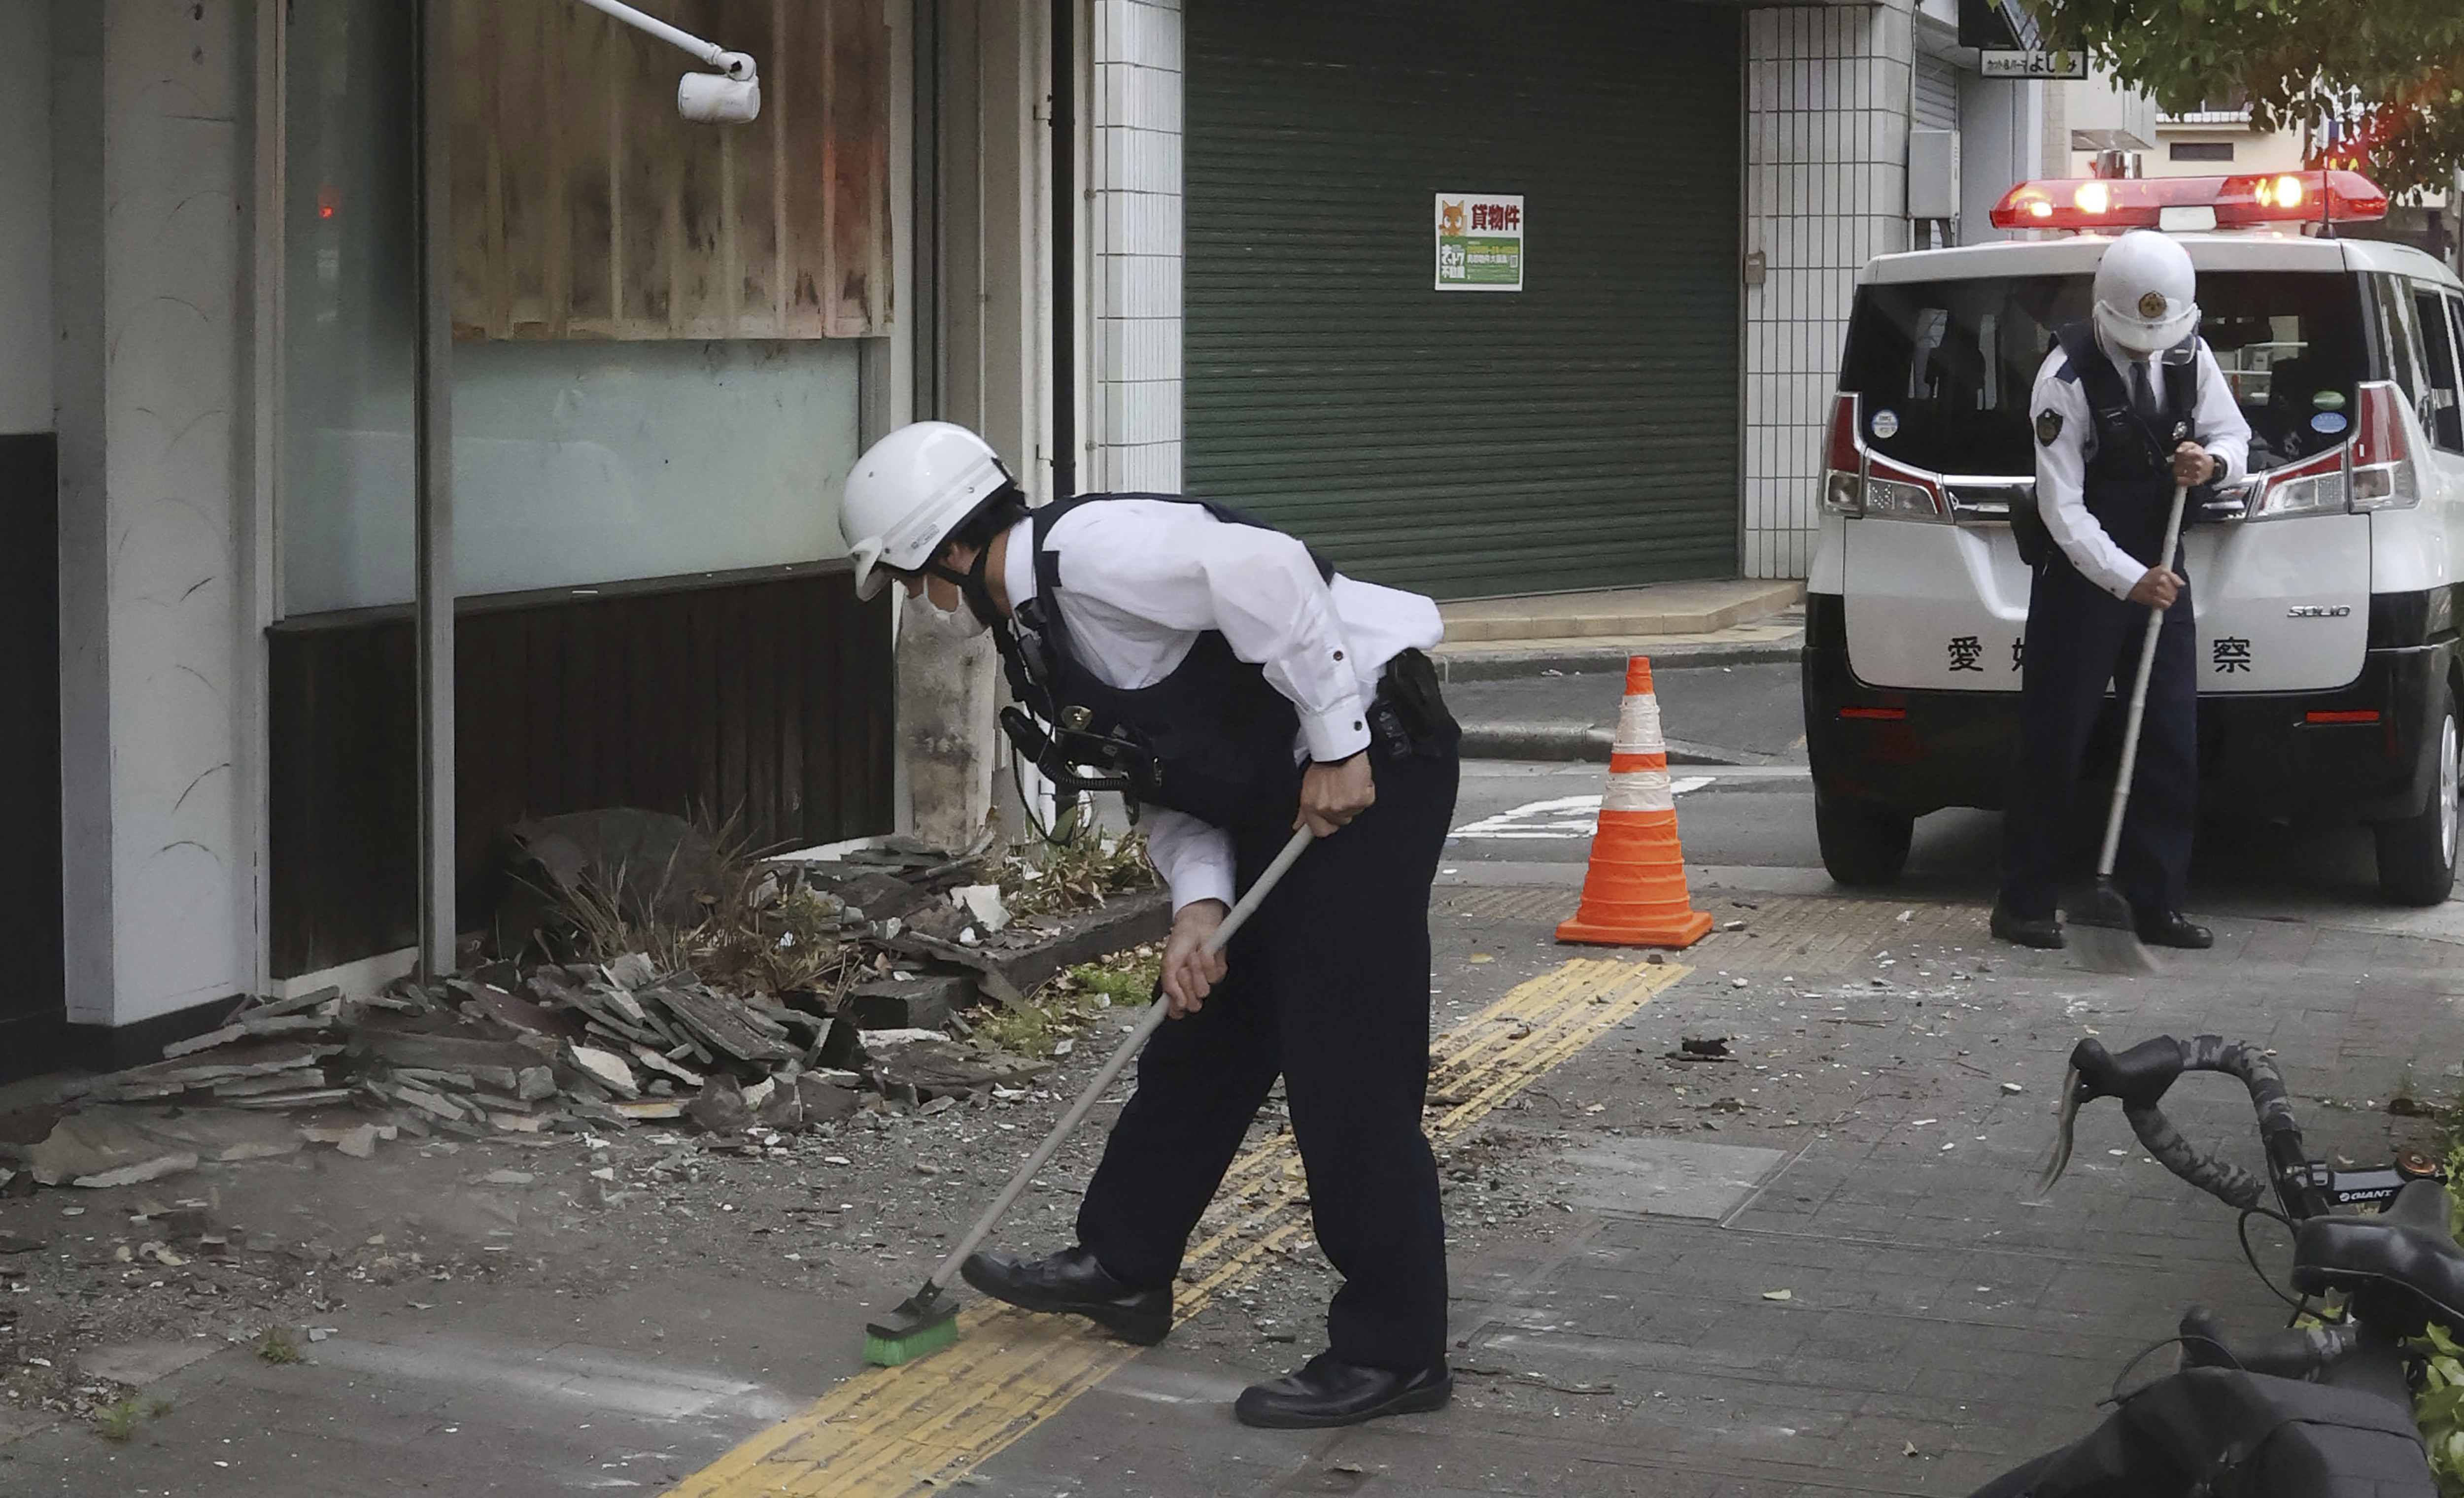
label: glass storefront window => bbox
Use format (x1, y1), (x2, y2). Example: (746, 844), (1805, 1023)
(279, 0), (860, 618)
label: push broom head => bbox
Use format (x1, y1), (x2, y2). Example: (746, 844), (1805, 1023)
(864, 1282), (960, 1367)
(2065, 878), (2157, 976)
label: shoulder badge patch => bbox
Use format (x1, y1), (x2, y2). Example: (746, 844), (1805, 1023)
(2035, 409), (2065, 447)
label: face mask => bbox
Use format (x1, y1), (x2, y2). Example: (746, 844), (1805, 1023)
(923, 550), (1002, 637)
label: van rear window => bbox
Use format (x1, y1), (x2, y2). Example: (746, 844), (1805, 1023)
(1839, 271), (2369, 477)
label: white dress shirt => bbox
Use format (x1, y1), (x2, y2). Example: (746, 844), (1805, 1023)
(2031, 332), (2253, 599)
(1001, 499), (1444, 912)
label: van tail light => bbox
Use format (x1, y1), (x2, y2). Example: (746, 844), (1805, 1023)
(2348, 382), (2419, 511)
(1822, 394), (1863, 515)
(2246, 439), (2349, 520)
(1861, 452), (1948, 522)
(1820, 390), (1943, 521)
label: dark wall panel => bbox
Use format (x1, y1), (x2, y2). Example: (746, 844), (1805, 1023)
(268, 563), (895, 978)
(0, 435), (66, 1068)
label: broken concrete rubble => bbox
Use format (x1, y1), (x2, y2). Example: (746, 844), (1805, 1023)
(845, 974), (976, 1032)
(0, 827), (1161, 1212)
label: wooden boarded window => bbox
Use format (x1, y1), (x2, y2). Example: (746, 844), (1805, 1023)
(450, 0), (890, 340)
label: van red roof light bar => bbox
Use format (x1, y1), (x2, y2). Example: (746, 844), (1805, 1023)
(1987, 170), (2388, 232)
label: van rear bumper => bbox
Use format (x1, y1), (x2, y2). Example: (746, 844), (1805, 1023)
(1803, 640), (2452, 824)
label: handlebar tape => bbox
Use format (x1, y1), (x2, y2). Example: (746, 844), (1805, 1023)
(2123, 1103), (2269, 1211)
(2074, 1035), (2308, 1216)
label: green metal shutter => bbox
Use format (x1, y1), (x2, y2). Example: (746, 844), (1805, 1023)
(1185, 0), (1742, 600)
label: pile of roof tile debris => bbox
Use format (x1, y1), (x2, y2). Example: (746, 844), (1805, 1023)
(1, 811), (1167, 1194)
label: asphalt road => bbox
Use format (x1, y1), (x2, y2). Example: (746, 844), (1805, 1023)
(1442, 661), (2425, 923)
(1443, 660), (1811, 763)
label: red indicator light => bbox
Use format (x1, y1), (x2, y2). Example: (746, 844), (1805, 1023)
(2304, 710), (2381, 724)
(1987, 170), (2386, 231)
(315, 184), (342, 221)
(1839, 706), (1907, 721)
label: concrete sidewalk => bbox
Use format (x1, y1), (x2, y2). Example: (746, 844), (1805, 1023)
(7, 874), (2448, 1496)
(1440, 580), (1805, 643)
(1434, 580), (1805, 684)
(835, 890), (2460, 1497)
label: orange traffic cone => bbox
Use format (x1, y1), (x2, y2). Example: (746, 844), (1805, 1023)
(1556, 656), (1714, 949)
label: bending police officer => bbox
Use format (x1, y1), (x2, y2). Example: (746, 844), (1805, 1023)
(1993, 230), (2251, 950)
(837, 423), (1462, 1430)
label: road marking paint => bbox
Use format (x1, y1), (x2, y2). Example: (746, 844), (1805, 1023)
(1450, 783), (1713, 838)
(664, 957), (1680, 1498)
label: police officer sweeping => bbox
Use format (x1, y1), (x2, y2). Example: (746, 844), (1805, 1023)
(838, 422), (1461, 1429)
(1992, 230), (2251, 952)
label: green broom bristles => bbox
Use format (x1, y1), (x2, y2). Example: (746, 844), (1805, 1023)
(864, 1286), (960, 1367)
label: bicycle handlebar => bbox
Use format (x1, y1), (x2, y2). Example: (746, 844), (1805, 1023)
(2043, 1034), (2328, 1220)
(2176, 1304), (2370, 1380)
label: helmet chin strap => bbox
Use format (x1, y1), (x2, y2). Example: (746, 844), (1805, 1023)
(925, 548), (1006, 632)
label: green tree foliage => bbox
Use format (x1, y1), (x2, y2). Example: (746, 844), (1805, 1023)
(2024, 0), (2464, 196)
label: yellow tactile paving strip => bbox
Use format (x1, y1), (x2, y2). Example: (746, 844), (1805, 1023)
(665, 957), (1683, 1498)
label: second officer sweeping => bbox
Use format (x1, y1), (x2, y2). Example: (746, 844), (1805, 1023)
(837, 422), (1462, 1429)
(1993, 229), (2251, 951)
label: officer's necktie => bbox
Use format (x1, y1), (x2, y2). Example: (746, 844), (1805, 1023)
(2130, 359), (2161, 422)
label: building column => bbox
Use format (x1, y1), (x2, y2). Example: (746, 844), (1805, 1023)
(53, 0), (260, 1030)
(1087, 0), (1181, 493)
(899, 0), (1055, 850)
(1741, 2), (1913, 580)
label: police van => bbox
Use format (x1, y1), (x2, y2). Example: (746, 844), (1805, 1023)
(1803, 171), (2464, 904)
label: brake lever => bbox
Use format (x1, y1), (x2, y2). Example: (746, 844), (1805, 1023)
(2032, 1061), (2086, 1198)
(2034, 1037), (2186, 1199)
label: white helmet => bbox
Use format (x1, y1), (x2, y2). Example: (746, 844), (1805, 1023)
(839, 421), (1016, 600)
(2092, 230), (2200, 355)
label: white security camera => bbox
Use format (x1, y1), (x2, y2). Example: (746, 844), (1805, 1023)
(678, 66), (759, 125)
(571, 0), (761, 124)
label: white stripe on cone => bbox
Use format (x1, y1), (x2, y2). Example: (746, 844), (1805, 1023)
(1613, 691), (1666, 756)
(1603, 768), (1676, 814)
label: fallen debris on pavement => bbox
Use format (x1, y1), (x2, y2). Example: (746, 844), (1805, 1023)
(0, 818), (1169, 1195)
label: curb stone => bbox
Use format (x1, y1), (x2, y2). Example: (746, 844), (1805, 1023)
(1433, 633), (1804, 683)
(1455, 722), (1777, 765)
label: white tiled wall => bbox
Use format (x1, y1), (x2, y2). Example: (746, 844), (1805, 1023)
(1088, 0), (1182, 493)
(1743, 3), (1914, 579)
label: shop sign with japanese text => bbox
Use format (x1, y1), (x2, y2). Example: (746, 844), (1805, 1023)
(1435, 194), (1523, 292)
(1979, 48), (2085, 79)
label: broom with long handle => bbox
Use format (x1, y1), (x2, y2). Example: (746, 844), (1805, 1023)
(863, 824), (1317, 1365)
(2066, 481), (2191, 975)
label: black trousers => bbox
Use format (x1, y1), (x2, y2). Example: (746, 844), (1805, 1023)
(1076, 734), (1459, 1372)
(2000, 555), (2198, 919)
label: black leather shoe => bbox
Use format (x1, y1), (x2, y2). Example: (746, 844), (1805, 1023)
(2136, 911), (2213, 950)
(1233, 1351), (1453, 1429)
(1990, 904), (2065, 950)
(959, 1246), (1171, 1345)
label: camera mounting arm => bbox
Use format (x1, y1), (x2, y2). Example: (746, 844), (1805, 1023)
(568, 0), (760, 122)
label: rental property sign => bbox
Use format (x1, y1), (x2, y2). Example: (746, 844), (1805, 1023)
(1434, 194), (1523, 291)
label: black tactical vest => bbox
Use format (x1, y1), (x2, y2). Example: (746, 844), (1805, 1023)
(2053, 319), (2202, 566)
(993, 494), (1330, 831)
